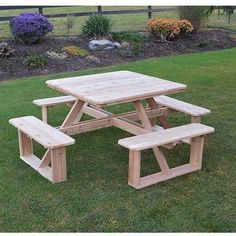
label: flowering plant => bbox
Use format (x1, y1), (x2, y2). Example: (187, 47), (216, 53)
(146, 17), (193, 41)
(9, 12), (53, 45)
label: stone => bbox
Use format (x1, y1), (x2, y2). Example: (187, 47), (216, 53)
(86, 55), (101, 63)
(89, 40), (121, 50)
(228, 34), (236, 42)
(0, 42), (14, 58)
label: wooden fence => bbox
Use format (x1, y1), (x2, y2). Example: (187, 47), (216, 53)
(0, 6), (177, 21)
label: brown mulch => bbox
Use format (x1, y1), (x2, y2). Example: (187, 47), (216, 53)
(1, 28), (236, 81)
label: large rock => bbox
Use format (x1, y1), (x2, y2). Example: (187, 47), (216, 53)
(89, 40), (121, 50)
(0, 42), (14, 58)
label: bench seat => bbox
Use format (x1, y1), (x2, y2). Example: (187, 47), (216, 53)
(118, 123), (214, 151)
(9, 116), (75, 183)
(118, 123), (214, 189)
(154, 95), (210, 117)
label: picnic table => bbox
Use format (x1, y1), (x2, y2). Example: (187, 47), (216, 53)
(9, 70), (214, 188)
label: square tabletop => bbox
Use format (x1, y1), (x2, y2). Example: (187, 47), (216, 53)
(46, 71), (186, 106)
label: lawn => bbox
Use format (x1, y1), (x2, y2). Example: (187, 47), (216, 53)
(0, 6), (235, 39)
(0, 48), (236, 232)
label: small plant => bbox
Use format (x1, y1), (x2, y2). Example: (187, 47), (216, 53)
(82, 14), (112, 38)
(197, 40), (211, 48)
(0, 42), (14, 58)
(146, 17), (193, 41)
(25, 54), (48, 67)
(63, 46), (89, 57)
(9, 12), (53, 45)
(112, 32), (147, 43)
(179, 7), (211, 33)
(117, 42), (142, 58)
(46, 51), (68, 59)
(65, 14), (75, 35)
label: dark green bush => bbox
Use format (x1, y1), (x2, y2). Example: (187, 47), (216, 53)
(112, 32), (147, 43)
(82, 14), (112, 38)
(25, 54), (48, 67)
(179, 6), (211, 33)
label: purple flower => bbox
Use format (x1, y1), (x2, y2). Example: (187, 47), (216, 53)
(9, 12), (53, 45)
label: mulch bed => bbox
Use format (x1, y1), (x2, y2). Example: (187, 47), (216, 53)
(1, 28), (236, 81)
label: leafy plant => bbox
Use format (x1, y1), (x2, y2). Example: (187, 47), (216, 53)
(82, 14), (113, 38)
(117, 42), (142, 58)
(63, 46), (89, 56)
(9, 12), (53, 45)
(46, 51), (68, 59)
(65, 14), (75, 35)
(112, 32), (147, 43)
(146, 17), (193, 41)
(179, 6), (211, 33)
(197, 40), (211, 48)
(25, 54), (48, 67)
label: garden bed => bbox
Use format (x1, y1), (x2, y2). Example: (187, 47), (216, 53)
(1, 28), (236, 81)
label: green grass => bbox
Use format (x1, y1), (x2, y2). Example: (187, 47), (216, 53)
(0, 48), (236, 232)
(0, 6), (235, 39)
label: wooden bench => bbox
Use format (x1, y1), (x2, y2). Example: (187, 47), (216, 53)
(33, 96), (76, 123)
(154, 95), (211, 123)
(9, 116), (75, 183)
(118, 123), (214, 189)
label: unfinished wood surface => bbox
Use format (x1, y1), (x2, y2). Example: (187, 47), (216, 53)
(190, 136), (204, 168)
(133, 100), (170, 174)
(61, 100), (85, 128)
(18, 130), (33, 157)
(154, 95), (210, 116)
(51, 147), (67, 183)
(39, 149), (51, 168)
(10, 116), (75, 148)
(42, 106), (48, 123)
(128, 150), (141, 188)
(33, 95), (76, 106)
(118, 123), (214, 151)
(46, 71), (186, 106)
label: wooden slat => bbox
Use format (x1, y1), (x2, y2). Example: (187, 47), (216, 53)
(9, 116), (75, 148)
(33, 95), (76, 107)
(118, 123), (214, 151)
(46, 71), (186, 106)
(154, 95), (210, 116)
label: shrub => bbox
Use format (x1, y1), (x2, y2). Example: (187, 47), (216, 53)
(117, 42), (142, 58)
(146, 17), (193, 41)
(46, 51), (68, 59)
(82, 14), (112, 38)
(197, 40), (211, 48)
(63, 46), (89, 57)
(25, 54), (48, 67)
(112, 32), (147, 43)
(179, 6), (211, 33)
(9, 12), (53, 45)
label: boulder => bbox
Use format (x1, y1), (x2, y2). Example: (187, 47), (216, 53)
(0, 42), (14, 58)
(89, 40), (121, 50)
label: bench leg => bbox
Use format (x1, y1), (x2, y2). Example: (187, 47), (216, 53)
(128, 150), (141, 189)
(42, 106), (48, 123)
(18, 130), (33, 157)
(190, 136), (204, 169)
(51, 147), (67, 183)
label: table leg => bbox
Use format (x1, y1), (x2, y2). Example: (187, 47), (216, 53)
(133, 101), (170, 175)
(61, 100), (85, 128)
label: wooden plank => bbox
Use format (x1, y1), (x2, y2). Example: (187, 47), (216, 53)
(33, 95), (76, 107)
(61, 100), (85, 128)
(154, 95), (210, 116)
(46, 71), (186, 106)
(42, 106), (48, 123)
(137, 163), (200, 189)
(18, 130), (33, 157)
(128, 150), (141, 188)
(118, 123), (214, 151)
(51, 147), (67, 183)
(190, 136), (204, 168)
(20, 154), (53, 182)
(10, 116), (75, 149)
(39, 149), (51, 168)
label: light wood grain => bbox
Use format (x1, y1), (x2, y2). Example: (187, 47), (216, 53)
(33, 95), (76, 106)
(46, 71), (186, 106)
(10, 116), (75, 149)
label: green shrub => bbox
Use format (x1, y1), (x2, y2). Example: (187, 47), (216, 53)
(117, 42), (142, 58)
(197, 40), (211, 48)
(112, 32), (147, 43)
(25, 54), (48, 67)
(65, 14), (75, 35)
(82, 14), (112, 38)
(179, 6), (211, 33)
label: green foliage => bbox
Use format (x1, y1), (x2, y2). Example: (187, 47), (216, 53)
(117, 42), (142, 57)
(179, 6), (211, 32)
(112, 31), (147, 43)
(63, 46), (89, 57)
(82, 14), (113, 38)
(220, 6), (236, 23)
(197, 40), (211, 48)
(25, 53), (48, 67)
(65, 14), (75, 35)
